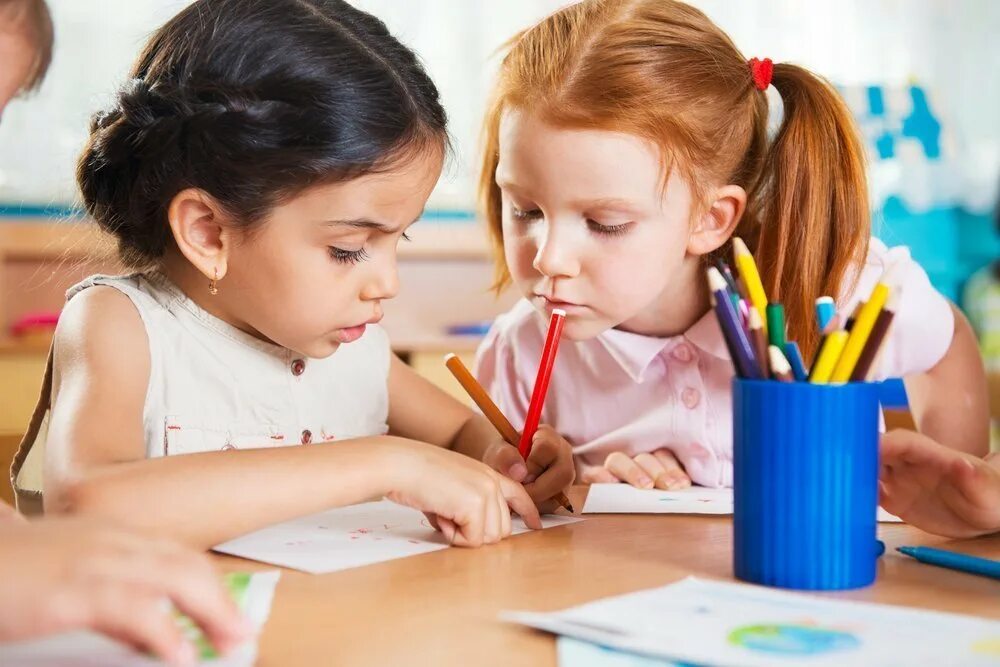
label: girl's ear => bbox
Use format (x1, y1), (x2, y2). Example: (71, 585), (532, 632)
(687, 184), (747, 256)
(167, 188), (235, 281)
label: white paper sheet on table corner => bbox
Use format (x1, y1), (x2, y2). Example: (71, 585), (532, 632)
(582, 484), (903, 522)
(213, 499), (581, 574)
(0, 571), (280, 667)
(507, 576), (1000, 667)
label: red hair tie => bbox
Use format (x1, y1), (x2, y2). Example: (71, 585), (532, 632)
(748, 57), (773, 91)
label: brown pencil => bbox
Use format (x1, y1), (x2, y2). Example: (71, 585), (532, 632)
(444, 353), (575, 513)
(748, 308), (770, 378)
(849, 290), (901, 382)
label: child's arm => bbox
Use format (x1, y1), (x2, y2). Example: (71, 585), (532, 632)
(44, 288), (540, 549)
(904, 304), (990, 457)
(880, 429), (1000, 537)
(385, 355), (575, 505)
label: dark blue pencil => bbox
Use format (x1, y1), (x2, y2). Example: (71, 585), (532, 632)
(707, 268), (762, 379)
(897, 546), (1000, 581)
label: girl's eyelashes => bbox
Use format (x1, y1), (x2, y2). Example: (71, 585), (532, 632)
(587, 219), (633, 237)
(511, 205), (542, 221)
(329, 246), (370, 264)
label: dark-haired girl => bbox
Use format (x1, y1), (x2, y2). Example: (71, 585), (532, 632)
(13, 0), (573, 549)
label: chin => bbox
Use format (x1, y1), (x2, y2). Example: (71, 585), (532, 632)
(559, 315), (612, 342)
(299, 339), (341, 359)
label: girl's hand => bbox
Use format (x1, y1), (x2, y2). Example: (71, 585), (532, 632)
(0, 519), (251, 666)
(481, 424), (576, 508)
(880, 429), (1000, 538)
(384, 442), (543, 547)
(578, 449), (691, 490)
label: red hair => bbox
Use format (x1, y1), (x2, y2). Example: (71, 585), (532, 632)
(479, 0), (869, 358)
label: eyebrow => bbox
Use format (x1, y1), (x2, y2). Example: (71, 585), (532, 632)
(321, 212), (424, 234)
(571, 198), (644, 213)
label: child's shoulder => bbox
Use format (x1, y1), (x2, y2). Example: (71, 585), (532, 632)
(54, 279), (150, 385)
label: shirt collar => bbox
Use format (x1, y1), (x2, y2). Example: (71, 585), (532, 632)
(594, 310), (731, 383)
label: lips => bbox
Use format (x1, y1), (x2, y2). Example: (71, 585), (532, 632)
(335, 313), (382, 344)
(534, 294), (583, 309)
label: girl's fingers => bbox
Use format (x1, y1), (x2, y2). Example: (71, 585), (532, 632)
(604, 452), (653, 489)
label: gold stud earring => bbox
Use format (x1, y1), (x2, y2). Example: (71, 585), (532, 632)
(209, 268), (219, 295)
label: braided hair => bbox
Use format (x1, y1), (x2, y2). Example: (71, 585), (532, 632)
(77, 0), (447, 269)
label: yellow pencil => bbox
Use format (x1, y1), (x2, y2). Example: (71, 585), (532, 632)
(444, 353), (575, 513)
(809, 331), (849, 384)
(733, 238), (769, 335)
(830, 266), (898, 383)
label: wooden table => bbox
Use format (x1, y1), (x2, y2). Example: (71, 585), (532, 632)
(215, 486), (1000, 666)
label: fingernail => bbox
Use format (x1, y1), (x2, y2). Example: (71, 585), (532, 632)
(667, 474), (690, 490)
(509, 463), (528, 481)
(638, 475), (653, 489)
(523, 473), (537, 484)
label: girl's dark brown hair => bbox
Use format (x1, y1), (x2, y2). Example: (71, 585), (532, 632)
(77, 0), (448, 270)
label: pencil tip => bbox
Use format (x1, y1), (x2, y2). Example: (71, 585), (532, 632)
(733, 237), (750, 255)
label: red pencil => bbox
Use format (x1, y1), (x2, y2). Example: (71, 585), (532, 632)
(518, 309), (566, 458)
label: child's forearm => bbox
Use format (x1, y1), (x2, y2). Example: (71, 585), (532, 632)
(906, 305), (990, 456)
(45, 438), (414, 549)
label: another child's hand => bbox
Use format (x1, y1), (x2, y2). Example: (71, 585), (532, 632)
(0, 519), (251, 665)
(481, 425), (576, 508)
(385, 442), (543, 547)
(579, 449), (691, 490)
(880, 429), (1000, 538)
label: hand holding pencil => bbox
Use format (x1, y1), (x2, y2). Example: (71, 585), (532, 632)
(444, 351), (576, 514)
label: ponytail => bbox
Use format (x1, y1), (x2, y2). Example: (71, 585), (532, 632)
(741, 64), (870, 359)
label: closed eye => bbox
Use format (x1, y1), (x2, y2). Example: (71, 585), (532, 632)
(329, 246), (370, 264)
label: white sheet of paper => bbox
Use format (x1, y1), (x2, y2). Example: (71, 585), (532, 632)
(507, 577), (1000, 667)
(582, 484), (903, 522)
(0, 571), (280, 666)
(214, 500), (580, 574)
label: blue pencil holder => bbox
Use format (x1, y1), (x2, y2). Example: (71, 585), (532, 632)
(733, 379), (880, 590)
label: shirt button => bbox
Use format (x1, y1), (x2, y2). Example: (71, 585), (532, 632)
(681, 387), (701, 409)
(671, 344), (693, 362)
(301, 429), (313, 444)
(291, 359), (306, 376)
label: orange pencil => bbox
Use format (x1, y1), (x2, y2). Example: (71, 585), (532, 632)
(444, 353), (574, 513)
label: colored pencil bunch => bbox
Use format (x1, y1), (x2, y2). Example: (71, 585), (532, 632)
(710, 238), (899, 384)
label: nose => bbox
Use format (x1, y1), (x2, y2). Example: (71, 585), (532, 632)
(360, 253), (399, 302)
(532, 220), (580, 279)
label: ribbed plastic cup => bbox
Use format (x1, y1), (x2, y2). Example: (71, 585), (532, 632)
(733, 378), (880, 590)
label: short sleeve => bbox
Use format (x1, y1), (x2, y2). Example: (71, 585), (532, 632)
(851, 239), (954, 380)
(473, 317), (533, 431)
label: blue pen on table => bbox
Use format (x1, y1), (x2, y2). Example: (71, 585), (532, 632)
(707, 267), (762, 379)
(897, 546), (1000, 581)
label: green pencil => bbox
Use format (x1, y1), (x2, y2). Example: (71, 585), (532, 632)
(766, 303), (786, 349)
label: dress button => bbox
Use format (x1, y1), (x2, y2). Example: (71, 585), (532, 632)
(671, 343), (693, 362)
(301, 429), (313, 444)
(291, 359), (306, 376)
(681, 387), (701, 409)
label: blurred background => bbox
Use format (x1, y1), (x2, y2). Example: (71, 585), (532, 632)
(0, 1), (998, 491)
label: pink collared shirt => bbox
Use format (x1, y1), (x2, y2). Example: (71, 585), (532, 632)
(474, 239), (954, 488)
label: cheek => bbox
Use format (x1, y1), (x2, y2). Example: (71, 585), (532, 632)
(502, 224), (537, 279)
